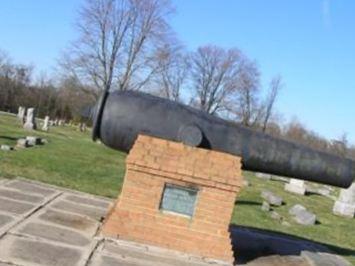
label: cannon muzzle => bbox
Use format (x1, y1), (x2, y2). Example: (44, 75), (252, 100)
(93, 90), (354, 188)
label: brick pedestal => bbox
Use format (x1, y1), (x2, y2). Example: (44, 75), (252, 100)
(101, 135), (243, 263)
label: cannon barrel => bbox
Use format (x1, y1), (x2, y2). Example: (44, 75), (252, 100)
(93, 90), (354, 188)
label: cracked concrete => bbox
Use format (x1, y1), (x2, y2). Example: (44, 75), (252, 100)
(0, 178), (351, 266)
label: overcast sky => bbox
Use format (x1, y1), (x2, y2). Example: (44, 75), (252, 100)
(0, 0), (354, 144)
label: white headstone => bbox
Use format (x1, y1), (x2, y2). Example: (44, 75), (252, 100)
(333, 183), (355, 218)
(17, 106), (26, 122)
(42, 116), (50, 132)
(284, 178), (306, 195)
(23, 108), (37, 130)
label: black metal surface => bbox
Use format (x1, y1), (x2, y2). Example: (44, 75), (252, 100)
(92, 90), (354, 188)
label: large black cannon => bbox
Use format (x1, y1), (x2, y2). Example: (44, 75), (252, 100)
(92, 90), (354, 188)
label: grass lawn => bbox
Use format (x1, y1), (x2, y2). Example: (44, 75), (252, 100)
(1, 112), (354, 264)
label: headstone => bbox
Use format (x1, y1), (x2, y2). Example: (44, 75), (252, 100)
(17, 106), (26, 122)
(1, 145), (13, 151)
(261, 190), (283, 206)
(23, 108), (37, 130)
(289, 204), (307, 216)
(42, 116), (50, 132)
(26, 136), (41, 146)
(284, 178), (306, 195)
(292, 209), (316, 225)
(58, 119), (64, 126)
(332, 183), (355, 218)
(255, 172), (272, 180)
(16, 138), (28, 148)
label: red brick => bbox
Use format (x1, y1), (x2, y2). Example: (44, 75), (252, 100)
(101, 134), (243, 263)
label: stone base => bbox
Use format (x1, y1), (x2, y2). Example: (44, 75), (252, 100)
(284, 184), (306, 195)
(23, 123), (36, 130)
(101, 135), (243, 264)
(332, 201), (355, 218)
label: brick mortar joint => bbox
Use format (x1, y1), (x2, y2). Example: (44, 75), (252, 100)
(126, 163), (242, 192)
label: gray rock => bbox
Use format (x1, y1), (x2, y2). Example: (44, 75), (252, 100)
(0, 145), (13, 151)
(261, 201), (270, 212)
(292, 209), (316, 225)
(289, 204), (307, 216)
(261, 190), (283, 206)
(16, 138), (28, 148)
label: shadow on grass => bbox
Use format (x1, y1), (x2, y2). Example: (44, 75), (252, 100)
(234, 200), (261, 206)
(229, 224), (354, 264)
(0, 135), (19, 141)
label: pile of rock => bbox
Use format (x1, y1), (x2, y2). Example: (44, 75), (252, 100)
(289, 204), (317, 225)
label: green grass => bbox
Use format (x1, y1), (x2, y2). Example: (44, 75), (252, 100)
(0, 112), (354, 264)
(0, 112), (125, 198)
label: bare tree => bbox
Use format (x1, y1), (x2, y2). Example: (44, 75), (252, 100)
(61, 0), (173, 99)
(261, 75), (282, 132)
(233, 58), (260, 126)
(153, 43), (189, 101)
(190, 45), (242, 115)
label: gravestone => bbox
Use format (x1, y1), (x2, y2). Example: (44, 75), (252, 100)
(255, 172), (272, 180)
(17, 106), (26, 122)
(332, 183), (355, 218)
(23, 108), (37, 130)
(42, 116), (50, 132)
(284, 178), (306, 195)
(261, 190), (283, 206)
(289, 204), (316, 225)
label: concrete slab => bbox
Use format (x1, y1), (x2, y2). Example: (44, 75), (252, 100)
(5, 180), (56, 196)
(64, 195), (110, 209)
(90, 254), (141, 266)
(0, 235), (83, 266)
(0, 188), (43, 203)
(51, 200), (107, 221)
(244, 255), (309, 266)
(94, 240), (220, 266)
(0, 197), (35, 215)
(17, 222), (91, 247)
(0, 214), (13, 228)
(38, 209), (98, 235)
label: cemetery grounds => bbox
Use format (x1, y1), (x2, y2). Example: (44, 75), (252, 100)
(0, 112), (354, 264)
